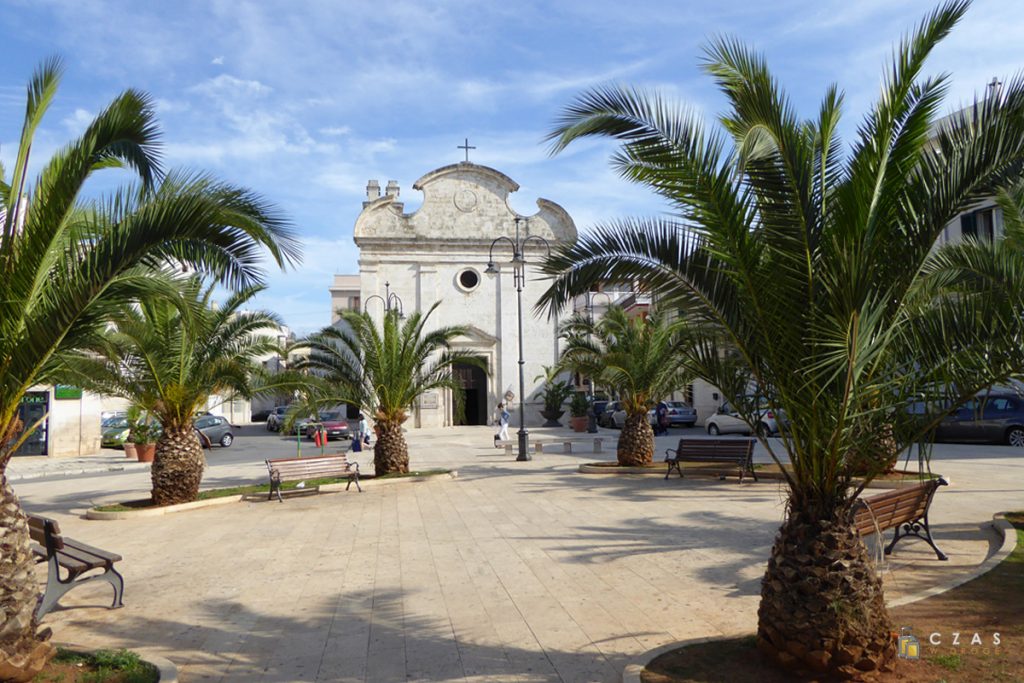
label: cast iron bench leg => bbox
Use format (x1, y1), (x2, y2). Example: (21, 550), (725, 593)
(36, 561), (125, 618)
(885, 516), (948, 561)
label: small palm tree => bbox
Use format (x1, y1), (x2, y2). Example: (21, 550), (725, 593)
(558, 306), (691, 465)
(69, 279), (282, 505)
(296, 304), (486, 475)
(538, 1), (1024, 675)
(0, 60), (297, 679)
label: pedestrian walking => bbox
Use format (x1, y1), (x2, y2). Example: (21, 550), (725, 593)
(495, 402), (511, 444)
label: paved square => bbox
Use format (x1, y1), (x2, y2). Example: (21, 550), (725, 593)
(13, 427), (1021, 682)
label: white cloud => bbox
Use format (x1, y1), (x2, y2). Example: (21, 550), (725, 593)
(211, 55), (224, 65)
(319, 125), (351, 136)
(61, 108), (93, 136)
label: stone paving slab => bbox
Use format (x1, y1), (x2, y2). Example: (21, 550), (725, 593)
(13, 426), (1023, 682)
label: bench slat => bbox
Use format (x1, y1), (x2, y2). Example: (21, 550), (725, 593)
(852, 478), (947, 560)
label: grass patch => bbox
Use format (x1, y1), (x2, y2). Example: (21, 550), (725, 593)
(34, 648), (158, 682)
(92, 469), (453, 511)
(928, 653), (963, 671)
(641, 512), (1024, 682)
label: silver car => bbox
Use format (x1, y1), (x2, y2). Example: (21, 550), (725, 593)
(705, 399), (783, 437)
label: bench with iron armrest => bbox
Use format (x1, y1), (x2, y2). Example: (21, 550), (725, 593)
(664, 438), (758, 482)
(28, 514), (124, 618)
(853, 478), (948, 560)
(265, 454), (361, 503)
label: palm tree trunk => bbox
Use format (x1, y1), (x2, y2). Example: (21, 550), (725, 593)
(617, 412), (654, 466)
(150, 425), (205, 506)
(373, 420), (408, 475)
(0, 476), (56, 682)
(757, 506), (896, 678)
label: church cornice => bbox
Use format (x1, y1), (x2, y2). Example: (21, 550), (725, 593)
(413, 162), (519, 193)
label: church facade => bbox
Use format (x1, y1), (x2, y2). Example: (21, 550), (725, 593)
(330, 161), (577, 429)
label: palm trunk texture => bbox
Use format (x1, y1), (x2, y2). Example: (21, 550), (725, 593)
(150, 425), (206, 506)
(374, 420), (409, 475)
(617, 412), (654, 466)
(757, 507), (896, 679)
(0, 477), (56, 681)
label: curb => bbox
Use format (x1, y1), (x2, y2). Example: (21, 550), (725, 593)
(9, 463), (150, 482)
(54, 644), (177, 682)
(319, 470), (459, 492)
(138, 651), (178, 682)
(621, 512), (1017, 682)
(886, 511), (1016, 608)
(86, 494), (243, 520)
(621, 636), (728, 683)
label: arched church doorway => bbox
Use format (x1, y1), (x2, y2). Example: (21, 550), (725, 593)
(452, 361), (487, 426)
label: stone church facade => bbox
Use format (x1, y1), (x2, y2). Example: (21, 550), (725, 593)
(330, 161), (577, 429)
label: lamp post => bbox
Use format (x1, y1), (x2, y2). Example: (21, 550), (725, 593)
(364, 281), (404, 317)
(578, 291), (614, 433)
(486, 216), (550, 462)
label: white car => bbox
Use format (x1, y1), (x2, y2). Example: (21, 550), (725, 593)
(705, 399), (783, 436)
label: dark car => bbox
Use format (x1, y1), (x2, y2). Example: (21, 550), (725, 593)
(266, 406), (288, 432)
(591, 400), (609, 421)
(599, 401), (623, 428)
(306, 411), (351, 441)
(934, 392), (1024, 446)
(196, 414), (234, 447)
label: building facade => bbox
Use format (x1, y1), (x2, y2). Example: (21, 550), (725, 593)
(332, 161), (577, 429)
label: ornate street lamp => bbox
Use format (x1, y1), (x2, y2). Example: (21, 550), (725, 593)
(485, 216), (550, 461)
(364, 281), (404, 318)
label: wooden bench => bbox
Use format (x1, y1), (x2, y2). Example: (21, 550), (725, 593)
(664, 438), (757, 482)
(265, 454), (361, 503)
(28, 514), (124, 618)
(853, 478), (948, 560)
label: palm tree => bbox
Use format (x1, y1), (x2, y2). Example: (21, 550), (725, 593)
(0, 60), (298, 680)
(558, 306), (691, 465)
(295, 304), (486, 475)
(537, 2), (1024, 676)
(68, 279), (282, 505)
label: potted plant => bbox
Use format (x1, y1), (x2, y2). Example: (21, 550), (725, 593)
(535, 366), (574, 427)
(569, 392), (590, 432)
(132, 421), (158, 463)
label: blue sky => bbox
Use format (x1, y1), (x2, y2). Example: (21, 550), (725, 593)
(1, 0), (1020, 333)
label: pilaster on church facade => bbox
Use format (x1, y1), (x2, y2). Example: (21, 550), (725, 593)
(331, 161), (577, 429)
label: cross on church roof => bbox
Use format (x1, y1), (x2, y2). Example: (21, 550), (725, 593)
(458, 137), (476, 163)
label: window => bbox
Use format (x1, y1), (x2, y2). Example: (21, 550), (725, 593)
(961, 207), (996, 241)
(457, 269), (480, 291)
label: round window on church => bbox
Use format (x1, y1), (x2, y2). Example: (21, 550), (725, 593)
(457, 269), (480, 292)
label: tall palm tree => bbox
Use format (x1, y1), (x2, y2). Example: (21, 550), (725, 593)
(537, 1), (1024, 676)
(0, 60), (298, 680)
(68, 279), (282, 505)
(295, 304), (486, 475)
(558, 306), (691, 465)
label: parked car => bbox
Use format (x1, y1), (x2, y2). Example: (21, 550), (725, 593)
(266, 406), (288, 432)
(934, 391), (1024, 446)
(306, 411), (351, 441)
(101, 416), (132, 447)
(705, 399), (783, 436)
(600, 401), (623, 428)
(101, 416), (163, 448)
(591, 400), (610, 422)
(196, 414), (234, 447)
(657, 401), (698, 428)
